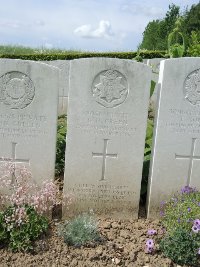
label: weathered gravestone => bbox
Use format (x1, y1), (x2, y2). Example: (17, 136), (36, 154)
(147, 57), (200, 218)
(147, 58), (163, 82)
(63, 58), (151, 218)
(0, 59), (59, 186)
(143, 59), (148, 64)
(147, 58), (164, 113)
(44, 60), (69, 115)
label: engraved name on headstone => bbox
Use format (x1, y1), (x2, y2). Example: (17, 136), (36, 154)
(147, 58), (200, 218)
(63, 58), (151, 218)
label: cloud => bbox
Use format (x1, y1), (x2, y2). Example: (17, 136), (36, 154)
(0, 0), (195, 51)
(35, 19), (45, 27)
(74, 20), (114, 39)
(121, 3), (164, 18)
(0, 20), (21, 29)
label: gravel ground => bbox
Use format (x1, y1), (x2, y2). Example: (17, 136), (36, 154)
(0, 211), (193, 267)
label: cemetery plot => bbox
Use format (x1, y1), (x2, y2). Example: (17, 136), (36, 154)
(147, 57), (200, 218)
(63, 58), (151, 218)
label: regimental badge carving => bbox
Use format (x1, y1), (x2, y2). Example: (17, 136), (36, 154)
(184, 68), (200, 105)
(92, 69), (128, 108)
(0, 71), (35, 109)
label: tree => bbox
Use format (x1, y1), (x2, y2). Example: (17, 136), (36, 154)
(140, 20), (161, 50)
(165, 4), (180, 33)
(184, 2), (200, 35)
(168, 18), (185, 57)
(139, 2), (200, 53)
(139, 4), (180, 50)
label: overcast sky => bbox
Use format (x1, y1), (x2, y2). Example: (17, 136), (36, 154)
(0, 0), (198, 51)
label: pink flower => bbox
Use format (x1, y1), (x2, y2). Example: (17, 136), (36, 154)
(147, 229), (157, 235)
(0, 164), (70, 222)
(193, 219), (200, 229)
(146, 239), (154, 248)
(192, 225), (199, 234)
(145, 239), (154, 254)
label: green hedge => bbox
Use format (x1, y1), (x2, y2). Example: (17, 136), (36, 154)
(0, 51), (167, 61)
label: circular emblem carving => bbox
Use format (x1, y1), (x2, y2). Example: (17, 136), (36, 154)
(184, 68), (200, 105)
(92, 69), (128, 108)
(0, 71), (35, 109)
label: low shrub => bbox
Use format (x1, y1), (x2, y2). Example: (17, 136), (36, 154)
(0, 205), (48, 251)
(0, 163), (62, 251)
(160, 186), (200, 233)
(158, 186), (200, 266)
(58, 213), (100, 247)
(133, 54), (143, 62)
(160, 227), (200, 266)
(145, 186), (200, 265)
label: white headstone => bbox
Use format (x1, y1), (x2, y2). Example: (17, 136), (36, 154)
(147, 58), (164, 112)
(0, 59), (59, 185)
(63, 58), (151, 218)
(143, 59), (148, 64)
(147, 57), (200, 218)
(44, 60), (69, 115)
(147, 58), (163, 83)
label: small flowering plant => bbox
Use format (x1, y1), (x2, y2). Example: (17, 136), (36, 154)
(145, 239), (154, 253)
(147, 229), (157, 236)
(159, 226), (200, 266)
(160, 185), (200, 233)
(159, 185), (200, 266)
(0, 162), (69, 252)
(145, 229), (158, 254)
(192, 219), (200, 234)
(58, 213), (101, 247)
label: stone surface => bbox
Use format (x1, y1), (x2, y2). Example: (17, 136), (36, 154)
(44, 60), (69, 115)
(63, 58), (151, 218)
(147, 57), (200, 218)
(147, 58), (163, 83)
(147, 58), (164, 111)
(142, 59), (148, 64)
(0, 59), (59, 185)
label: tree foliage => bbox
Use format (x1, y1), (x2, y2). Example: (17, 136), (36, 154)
(140, 2), (200, 52)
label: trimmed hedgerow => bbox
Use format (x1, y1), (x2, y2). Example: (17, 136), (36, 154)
(0, 50), (167, 61)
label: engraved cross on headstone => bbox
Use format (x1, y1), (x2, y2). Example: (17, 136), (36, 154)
(92, 139), (117, 181)
(0, 142), (30, 184)
(175, 138), (200, 186)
